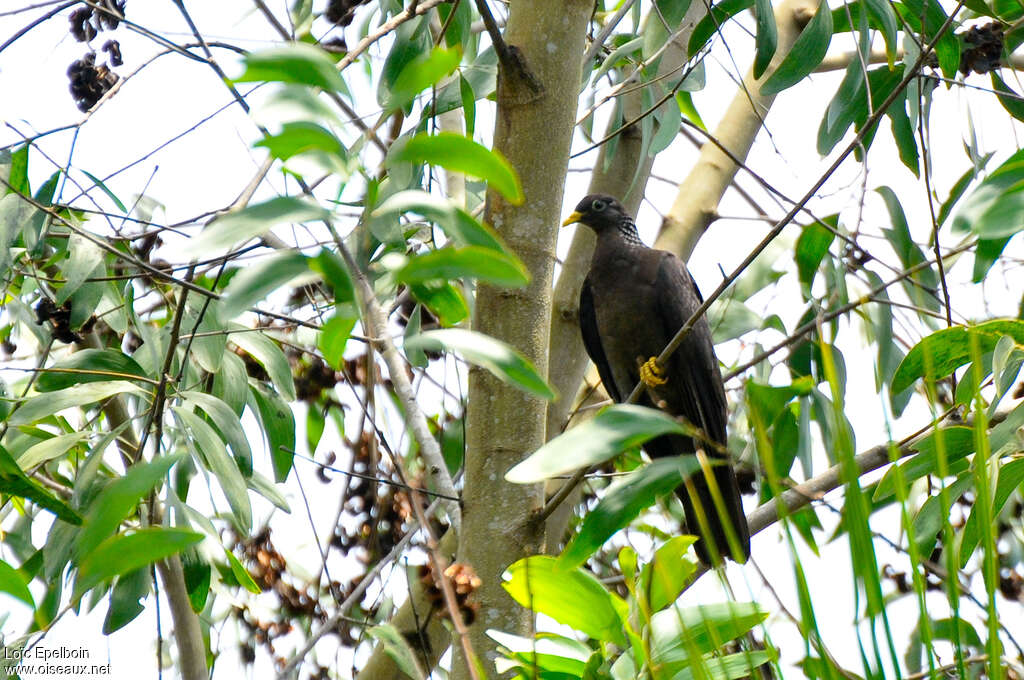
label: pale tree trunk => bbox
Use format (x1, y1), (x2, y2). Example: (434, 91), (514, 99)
(655, 0), (820, 257)
(455, 0), (593, 675)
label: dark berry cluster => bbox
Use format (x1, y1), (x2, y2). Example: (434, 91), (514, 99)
(325, 0), (373, 27)
(35, 297), (92, 344)
(67, 53), (119, 112)
(959, 22), (1004, 75)
(67, 2), (126, 110)
(419, 562), (482, 625)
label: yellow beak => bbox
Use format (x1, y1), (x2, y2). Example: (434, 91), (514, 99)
(562, 211), (584, 227)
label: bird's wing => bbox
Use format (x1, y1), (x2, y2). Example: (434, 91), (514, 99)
(654, 252), (728, 445)
(579, 277), (623, 402)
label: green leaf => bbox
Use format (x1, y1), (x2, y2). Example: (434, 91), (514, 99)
(672, 651), (776, 680)
(406, 329), (555, 401)
(795, 220), (836, 291)
(641, 536), (699, 612)
(746, 377), (814, 426)
(877, 185), (939, 312)
(9, 381), (146, 426)
(221, 252), (310, 318)
(55, 234), (104, 305)
(81, 170), (127, 213)
(873, 426), (975, 501)
(390, 132), (522, 203)
(506, 405), (693, 483)
(76, 456), (180, 562)
(502, 556), (628, 645)
(759, 0), (833, 96)
(952, 148), (1024, 239)
(753, 0), (778, 78)
(891, 320), (1024, 394)
(190, 197), (330, 254)
(4, 144), (30, 197)
(397, 246), (529, 287)
(309, 248), (356, 305)
(0, 559), (34, 607)
(319, 313), (356, 370)
(459, 74), (476, 137)
(255, 121), (346, 161)
(959, 457), (1024, 563)
(230, 325), (297, 401)
(688, 0), (753, 56)
(384, 46), (461, 110)
(371, 190), (507, 251)
(250, 382), (296, 482)
(18, 432), (87, 469)
(0, 445), (81, 524)
(367, 625), (426, 680)
(224, 548), (261, 594)
(180, 391), (253, 477)
(102, 567), (148, 633)
(234, 43), (349, 93)
(409, 282), (468, 326)
(36, 349), (150, 392)
(912, 473), (973, 554)
(174, 408), (252, 532)
(649, 602), (768, 660)
(74, 528), (203, 600)
(559, 457), (702, 569)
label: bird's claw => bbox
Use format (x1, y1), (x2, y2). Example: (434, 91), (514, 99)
(640, 356), (667, 387)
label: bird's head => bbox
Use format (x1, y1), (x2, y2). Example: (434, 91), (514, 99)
(561, 194), (630, 234)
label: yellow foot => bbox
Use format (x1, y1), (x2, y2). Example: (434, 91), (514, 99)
(639, 356), (667, 387)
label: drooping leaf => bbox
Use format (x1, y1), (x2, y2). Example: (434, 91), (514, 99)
(8, 381), (147, 426)
(35, 349), (150, 392)
(506, 405), (694, 483)
(190, 197), (330, 254)
(389, 132), (523, 203)
(181, 391), (254, 477)
(0, 445), (82, 525)
(0, 559), (34, 607)
(406, 329), (555, 401)
(383, 46), (461, 110)
(74, 528), (203, 600)
(250, 382), (296, 482)
(230, 325), (297, 401)
(502, 556), (628, 645)
(397, 246), (529, 287)
(952, 147), (1024, 239)
(221, 251), (310, 318)
(753, 0), (778, 78)
(234, 43), (349, 93)
(559, 457), (702, 569)
(371, 190), (507, 252)
(759, 0), (833, 96)
(891, 320), (1024, 394)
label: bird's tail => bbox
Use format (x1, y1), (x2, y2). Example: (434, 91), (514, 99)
(676, 455), (750, 565)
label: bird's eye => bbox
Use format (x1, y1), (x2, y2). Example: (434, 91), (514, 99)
(591, 199), (606, 212)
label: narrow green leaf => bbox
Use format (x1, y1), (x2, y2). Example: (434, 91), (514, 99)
(4, 145), (30, 197)
(18, 432), (87, 470)
(319, 313), (356, 370)
(397, 246), (529, 287)
(221, 252), (310, 318)
(224, 548), (261, 594)
(409, 282), (468, 326)
(74, 528), (203, 600)
(759, 0), (833, 96)
(873, 427), (975, 501)
(959, 457), (1024, 563)
(367, 625), (427, 680)
(230, 325), (297, 401)
(371, 190), (507, 252)
(191, 197), (330, 254)
(459, 74), (476, 137)
(650, 602), (769, 660)
(75, 456), (180, 562)
(391, 132), (522, 203)
(559, 457), (702, 569)
(36, 349), (150, 392)
(502, 556), (628, 645)
(506, 405), (693, 483)
(891, 320), (1024, 394)
(181, 391), (253, 477)
(406, 328), (555, 401)
(174, 407), (252, 532)
(0, 444), (81, 524)
(234, 43), (349, 93)
(9, 381), (146, 426)
(250, 382), (296, 482)
(688, 0), (754, 56)
(753, 0), (778, 78)
(81, 170), (127, 213)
